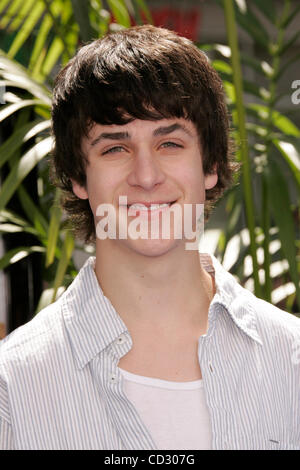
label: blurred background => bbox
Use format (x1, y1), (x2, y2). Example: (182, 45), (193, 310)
(0, 0), (299, 338)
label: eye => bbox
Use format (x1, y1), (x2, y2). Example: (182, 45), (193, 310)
(101, 146), (126, 156)
(160, 141), (183, 149)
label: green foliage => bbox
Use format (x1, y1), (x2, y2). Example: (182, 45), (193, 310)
(0, 0), (152, 84)
(0, 0), (299, 316)
(204, 0), (300, 311)
(0, 0), (152, 313)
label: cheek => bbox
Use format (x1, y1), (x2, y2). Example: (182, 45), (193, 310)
(175, 161), (206, 198)
(85, 167), (123, 209)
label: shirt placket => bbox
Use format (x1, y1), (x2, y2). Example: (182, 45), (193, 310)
(92, 331), (158, 450)
(197, 302), (237, 450)
(199, 300), (266, 450)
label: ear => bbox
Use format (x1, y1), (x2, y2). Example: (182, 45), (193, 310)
(204, 165), (218, 190)
(71, 179), (89, 200)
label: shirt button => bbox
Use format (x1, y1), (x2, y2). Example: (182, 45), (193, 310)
(109, 373), (118, 383)
(116, 334), (127, 345)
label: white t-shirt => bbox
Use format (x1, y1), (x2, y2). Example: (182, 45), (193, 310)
(119, 368), (212, 450)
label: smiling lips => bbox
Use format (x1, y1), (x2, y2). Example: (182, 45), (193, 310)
(116, 201), (178, 218)
(122, 201), (177, 213)
(128, 202), (174, 210)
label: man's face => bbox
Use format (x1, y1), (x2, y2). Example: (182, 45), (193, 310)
(72, 117), (217, 257)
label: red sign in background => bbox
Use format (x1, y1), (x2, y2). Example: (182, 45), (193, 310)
(126, 6), (201, 41)
(151, 7), (201, 41)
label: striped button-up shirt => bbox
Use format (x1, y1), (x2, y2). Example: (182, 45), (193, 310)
(0, 255), (299, 450)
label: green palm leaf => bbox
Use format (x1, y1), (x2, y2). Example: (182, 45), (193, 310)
(8, 0), (35, 30)
(51, 230), (75, 301)
(0, 136), (53, 211)
(0, 119), (51, 168)
(107, 0), (131, 27)
(0, 246), (45, 270)
(266, 161), (300, 307)
(273, 140), (300, 191)
(0, 53), (52, 102)
(46, 190), (62, 267)
(250, 0), (276, 25)
(0, 0), (24, 29)
(7, 1), (45, 59)
(17, 185), (49, 237)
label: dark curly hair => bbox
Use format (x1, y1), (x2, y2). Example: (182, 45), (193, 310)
(51, 25), (237, 242)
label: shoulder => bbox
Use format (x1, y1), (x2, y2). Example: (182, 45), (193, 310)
(211, 254), (300, 369)
(0, 298), (64, 373)
(0, 257), (96, 379)
(246, 290), (300, 363)
(211, 254), (300, 340)
(228, 277), (300, 371)
(246, 288), (300, 339)
(0, 299), (66, 427)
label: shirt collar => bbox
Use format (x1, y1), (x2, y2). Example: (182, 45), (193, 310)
(62, 254), (262, 370)
(62, 257), (128, 369)
(209, 255), (263, 346)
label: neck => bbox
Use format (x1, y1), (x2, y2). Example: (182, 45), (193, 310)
(94, 240), (215, 333)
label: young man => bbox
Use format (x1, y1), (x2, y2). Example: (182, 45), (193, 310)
(0, 25), (299, 450)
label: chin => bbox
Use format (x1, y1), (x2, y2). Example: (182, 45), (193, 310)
(122, 237), (182, 258)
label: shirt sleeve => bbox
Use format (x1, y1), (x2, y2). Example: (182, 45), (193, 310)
(0, 418), (14, 450)
(0, 374), (14, 450)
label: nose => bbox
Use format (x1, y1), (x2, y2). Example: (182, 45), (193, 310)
(127, 146), (166, 191)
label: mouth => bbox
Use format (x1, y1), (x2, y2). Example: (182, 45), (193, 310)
(126, 201), (177, 212)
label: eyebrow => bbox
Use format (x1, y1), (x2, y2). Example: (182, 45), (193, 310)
(153, 123), (193, 137)
(90, 122), (193, 147)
